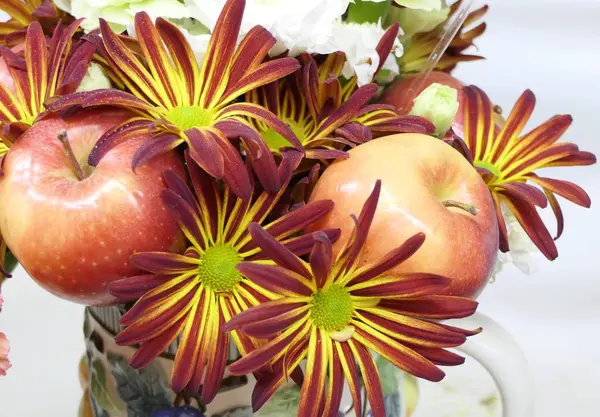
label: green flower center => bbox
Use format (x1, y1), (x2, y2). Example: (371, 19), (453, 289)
(474, 161), (502, 179)
(263, 119), (307, 152)
(310, 285), (354, 332)
(166, 106), (217, 131)
(198, 245), (242, 292)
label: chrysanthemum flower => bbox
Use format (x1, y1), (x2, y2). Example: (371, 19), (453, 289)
(0, 19), (93, 277)
(399, 1), (488, 73)
(109, 152), (339, 403)
(227, 181), (480, 416)
(246, 37), (434, 162)
(459, 86), (596, 260)
(0, 0), (67, 45)
(46, 0), (302, 200)
(0, 19), (93, 146)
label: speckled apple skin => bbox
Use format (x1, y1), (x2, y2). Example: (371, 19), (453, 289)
(0, 110), (186, 305)
(308, 134), (499, 299)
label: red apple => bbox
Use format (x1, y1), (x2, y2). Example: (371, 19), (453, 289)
(0, 109), (185, 305)
(308, 133), (499, 299)
(0, 56), (15, 93)
(0, 44), (24, 94)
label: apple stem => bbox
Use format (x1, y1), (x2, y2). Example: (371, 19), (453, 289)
(58, 130), (86, 181)
(442, 200), (479, 216)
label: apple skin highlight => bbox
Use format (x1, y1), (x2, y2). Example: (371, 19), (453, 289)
(0, 109), (186, 305)
(308, 133), (499, 299)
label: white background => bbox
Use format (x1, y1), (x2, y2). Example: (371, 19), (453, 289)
(1, 0), (599, 415)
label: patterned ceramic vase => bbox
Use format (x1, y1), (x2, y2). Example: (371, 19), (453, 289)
(78, 308), (533, 417)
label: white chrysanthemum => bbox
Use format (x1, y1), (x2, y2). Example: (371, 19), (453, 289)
(491, 205), (540, 281)
(331, 20), (403, 86)
(186, 0), (349, 57)
(56, 0), (192, 32)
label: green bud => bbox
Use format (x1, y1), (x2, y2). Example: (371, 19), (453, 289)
(409, 83), (459, 137)
(76, 63), (112, 93)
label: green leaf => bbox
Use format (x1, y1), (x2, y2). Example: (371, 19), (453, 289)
(90, 359), (126, 415)
(347, 0), (391, 24)
(107, 352), (172, 417)
(375, 355), (400, 396)
(4, 251), (18, 274)
(257, 385), (301, 416)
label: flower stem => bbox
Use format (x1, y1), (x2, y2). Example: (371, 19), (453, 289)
(442, 200), (479, 216)
(58, 130), (86, 181)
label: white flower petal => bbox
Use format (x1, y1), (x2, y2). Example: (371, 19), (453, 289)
(331, 20), (403, 86)
(64, 0), (193, 31)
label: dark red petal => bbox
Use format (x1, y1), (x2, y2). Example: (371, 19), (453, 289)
(338, 180), (381, 272)
(201, 312), (229, 403)
(528, 175), (591, 208)
(281, 229), (341, 258)
(171, 290), (208, 392)
(298, 330), (327, 417)
(185, 128), (225, 179)
(309, 232), (333, 289)
(228, 325), (307, 376)
(162, 170), (197, 211)
(305, 148), (349, 161)
(379, 296), (479, 320)
(247, 223), (312, 278)
(220, 103), (303, 150)
(132, 134), (181, 171)
(354, 328), (444, 383)
(500, 194), (558, 260)
(545, 190), (564, 240)
(109, 274), (171, 302)
(236, 262), (313, 297)
(348, 233), (426, 286)
(492, 193), (510, 253)
(375, 23), (400, 74)
(336, 343), (362, 417)
(198, 0), (244, 106)
(349, 340), (386, 417)
(241, 308), (308, 339)
(224, 300), (307, 332)
(316, 84), (379, 139)
(162, 189), (205, 248)
(88, 119), (154, 166)
(407, 345), (466, 366)
(358, 310), (467, 347)
(130, 252), (196, 274)
(213, 131), (252, 200)
(185, 151), (219, 238)
(228, 25), (276, 86)
(129, 316), (186, 369)
(263, 200), (335, 242)
(350, 274), (450, 298)
(216, 119), (280, 193)
(500, 182), (548, 208)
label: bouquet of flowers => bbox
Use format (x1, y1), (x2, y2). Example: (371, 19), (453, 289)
(0, 1), (595, 416)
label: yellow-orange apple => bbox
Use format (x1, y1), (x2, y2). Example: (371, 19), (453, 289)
(0, 109), (185, 305)
(308, 133), (499, 298)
